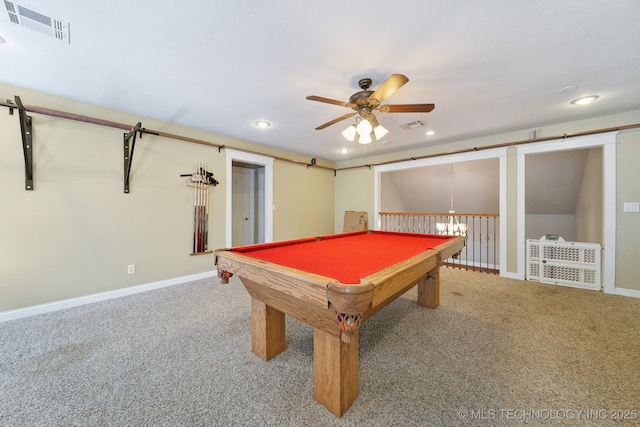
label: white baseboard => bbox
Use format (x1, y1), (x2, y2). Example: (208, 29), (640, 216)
(4, 269), (636, 324)
(0, 270), (217, 323)
(613, 287), (640, 299)
(500, 271), (524, 280)
(491, 271), (639, 299)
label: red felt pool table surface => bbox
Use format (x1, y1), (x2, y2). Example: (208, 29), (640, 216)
(229, 230), (456, 284)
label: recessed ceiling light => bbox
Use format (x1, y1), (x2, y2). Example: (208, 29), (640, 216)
(254, 120), (271, 128)
(570, 95), (599, 105)
(338, 148), (351, 154)
(426, 130), (435, 136)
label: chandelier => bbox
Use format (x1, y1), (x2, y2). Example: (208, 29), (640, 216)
(436, 211), (467, 237)
(436, 164), (467, 237)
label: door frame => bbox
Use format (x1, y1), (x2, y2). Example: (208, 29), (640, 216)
(373, 147), (509, 275)
(225, 149), (274, 247)
(516, 131), (617, 293)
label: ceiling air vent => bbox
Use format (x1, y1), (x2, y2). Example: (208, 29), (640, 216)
(3, 1), (70, 43)
(400, 120), (426, 130)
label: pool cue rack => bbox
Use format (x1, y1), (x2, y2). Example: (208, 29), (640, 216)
(181, 162), (217, 254)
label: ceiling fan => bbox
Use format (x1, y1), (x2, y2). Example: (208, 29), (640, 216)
(306, 73), (434, 143)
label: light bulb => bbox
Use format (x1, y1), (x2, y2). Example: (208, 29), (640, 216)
(342, 125), (357, 141)
(356, 119), (372, 136)
(358, 132), (372, 144)
(373, 124), (388, 139)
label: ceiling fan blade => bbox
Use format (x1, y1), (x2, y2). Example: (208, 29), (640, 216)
(369, 74), (409, 103)
(315, 112), (356, 130)
(306, 95), (350, 108)
(381, 104), (435, 113)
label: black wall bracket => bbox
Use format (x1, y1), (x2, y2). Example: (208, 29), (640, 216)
(14, 96), (34, 190)
(123, 122), (142, 193)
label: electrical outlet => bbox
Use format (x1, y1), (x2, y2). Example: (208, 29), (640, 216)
(623, 202), (639, 213)
(127, 264), (135, 274)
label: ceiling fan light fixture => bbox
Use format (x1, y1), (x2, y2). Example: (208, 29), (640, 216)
(306, 74), (435, 145)
(373, 124), (388, 139)
(358, 132), (372, 145)
(342, 125), (357, 141)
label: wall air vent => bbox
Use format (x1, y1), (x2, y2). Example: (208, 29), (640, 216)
(3, 1), (70, 43)
(400, 120), (425, 130)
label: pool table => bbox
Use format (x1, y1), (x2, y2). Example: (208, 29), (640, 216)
(214, 230), (464, 416)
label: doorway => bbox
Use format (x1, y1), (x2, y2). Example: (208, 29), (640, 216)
(524, 148), (602, 244)
(232, 162), (265, 246)
(516, 132), (617, 292)
(225, 149), (274, 247)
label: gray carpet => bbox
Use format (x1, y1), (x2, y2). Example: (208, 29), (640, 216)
(1, 268), (639, 426)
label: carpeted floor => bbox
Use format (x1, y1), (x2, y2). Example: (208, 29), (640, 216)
(1, 268), (639, 426)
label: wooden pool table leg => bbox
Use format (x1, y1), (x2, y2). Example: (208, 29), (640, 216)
(251, 297), (286, 360)
(417, 267), (440, 308)
(313, 328), (359, 417)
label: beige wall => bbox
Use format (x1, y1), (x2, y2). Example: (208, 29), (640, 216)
(615, 130), (640, 291)
(505, 147), (518, 274)
(575, 148), (603, 244)
(334, 168), (375, 232)
(525, 214), (576, 241)
(379, 159), (500, 213)
(273, 162), (335, 241)
(0, 84), (335, 311)
(380, 174), (408, 212)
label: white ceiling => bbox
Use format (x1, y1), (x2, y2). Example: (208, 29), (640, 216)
(1, 1), (639, 162)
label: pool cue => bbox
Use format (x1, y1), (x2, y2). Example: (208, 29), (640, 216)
(203, 162), (209, 251)
(198, 162), (204, 252)
(198, 162), (207, 252)
(192, 162), (198, 253)
(196, 162), (203, 252)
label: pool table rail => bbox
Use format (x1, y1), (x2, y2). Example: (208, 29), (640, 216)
(216, 250), (332, 309)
